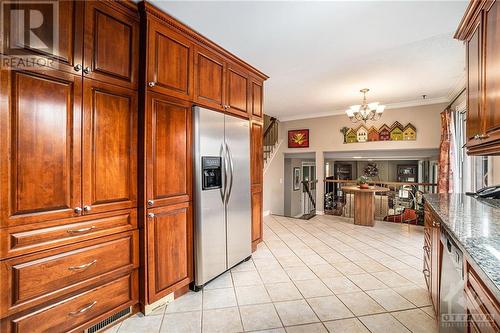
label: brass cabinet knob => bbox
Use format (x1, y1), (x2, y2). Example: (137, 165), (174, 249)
(147, 213), (155, 218)
(74, 64), (83, 72)
(83, 67), (91, 74)
(147, 200), (154, 206)
(83, 205), (91, 212)
(148, 82), (156, 87)
(74, 207), (83, 214)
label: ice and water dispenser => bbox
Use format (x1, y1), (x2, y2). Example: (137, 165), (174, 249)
(201, 156), (222, 190)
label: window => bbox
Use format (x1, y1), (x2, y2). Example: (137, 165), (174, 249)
(454, 99), (499, 192)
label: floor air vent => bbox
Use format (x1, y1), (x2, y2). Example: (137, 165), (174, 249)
(84, 307), (132, 333)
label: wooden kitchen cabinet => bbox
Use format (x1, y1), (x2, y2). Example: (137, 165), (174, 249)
(0, 67), (83, 227)
(145, 93), (192, 208)
(456, 0), (500, 154)
(83, 1), (139, 89)
(423, 203), (442, 315)
(146, 19), (194, 100)
(250, 121), (264, 249)
(146, 202), (193, 303)
(0, 0), (84, 74)
(82, 79), (138, 215)
(194, 46), (227, 111)
(226, 63), (250, 118)
(251, 79), (264, 119)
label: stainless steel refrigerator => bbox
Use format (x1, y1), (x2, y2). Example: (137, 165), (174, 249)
(193, 106), (251, 288)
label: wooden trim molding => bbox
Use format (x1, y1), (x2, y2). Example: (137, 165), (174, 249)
(140, 1), (269, 81)
(455, 0), (487, 40)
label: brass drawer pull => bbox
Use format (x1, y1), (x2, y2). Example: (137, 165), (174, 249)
(68, 259), (97, 272)
(68, 301), (97, 316)
(67, 226), (96, 235)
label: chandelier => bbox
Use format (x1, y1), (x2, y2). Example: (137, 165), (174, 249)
(345, 88), (385, 123)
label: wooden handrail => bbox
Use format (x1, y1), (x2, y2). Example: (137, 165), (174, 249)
(263, 117), (278, 138)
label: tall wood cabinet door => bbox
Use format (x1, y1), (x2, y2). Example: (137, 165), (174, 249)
(0, 68), (82, 227)
(83, 1), (139, 89)
(466, 19), (483, 143)
(251, 79), (264, 119)
(484, 1), (500, 140)
(147, 19), (194, 101)
(251, 185), (263, 244)
(146, 202), (193, 303)
(250, 122), (264, 186)
(82, 79), (137, 215)
(226, 64), (249, 118)
(194, 47), (226, 111)
(0, 1), (83, 74)
(146, 94), (192, 208)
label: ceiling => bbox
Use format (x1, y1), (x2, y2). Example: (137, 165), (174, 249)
(151, 1), (468, 120)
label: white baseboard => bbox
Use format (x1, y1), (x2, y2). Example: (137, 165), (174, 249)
(316, 210), (324, 215)
(263, 210), (271, 217)
(143, 292), (175, 315)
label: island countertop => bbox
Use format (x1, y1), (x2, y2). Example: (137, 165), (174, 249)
(423, 193), (500, 299)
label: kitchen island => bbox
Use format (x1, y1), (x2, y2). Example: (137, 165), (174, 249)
(423, 193), (499, 332)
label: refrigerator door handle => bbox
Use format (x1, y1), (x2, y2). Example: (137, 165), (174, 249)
(225, 142), (234, 204)
(219, 143), (227, 203)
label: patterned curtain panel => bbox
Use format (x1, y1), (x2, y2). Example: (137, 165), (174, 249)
(438, 109), (456, 193)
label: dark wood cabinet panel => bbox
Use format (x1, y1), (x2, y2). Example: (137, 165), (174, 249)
(0, 209), (137, 259)
(146, 202), (192, 303)
(484, 1), (500, 139)
(0, 68), (82, 227)
(251, 79), (263, 119)
(456, 0), (500, 154)
(251, 122), (264, 185)
(0, 271), (138, 333)
(0, 231), (138, 318)
(147, 19), (193, 100)
(194, 47), (226, 111)
(250, 121), (263, 249)
(83, 1), (139, 89)
(0, 1), (84, 74)
(251, 185), (263, 244)
(227, 64), (249, 118)
(466, 20), (483, 142)
(82, 79), (137, 215)
(146, 94), (192, 208)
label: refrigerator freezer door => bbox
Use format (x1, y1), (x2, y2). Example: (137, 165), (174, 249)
(193, 107), (226, 286)
(224, 114), (251, 268)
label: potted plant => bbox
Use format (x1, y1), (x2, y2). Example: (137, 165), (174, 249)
(357, 176), (370, 189)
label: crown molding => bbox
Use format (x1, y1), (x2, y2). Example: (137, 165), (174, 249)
(277, 96), (450, 122)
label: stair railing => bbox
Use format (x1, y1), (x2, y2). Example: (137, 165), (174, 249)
(263, 117), (278, 163)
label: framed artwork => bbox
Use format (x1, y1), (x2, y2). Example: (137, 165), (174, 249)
(293, 167), (301, 191)
(288, 129), (309, 148)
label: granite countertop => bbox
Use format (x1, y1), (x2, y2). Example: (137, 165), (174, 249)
(424, 193), (500, 298)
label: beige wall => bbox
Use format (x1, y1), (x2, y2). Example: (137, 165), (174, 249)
(263, 103), (446, 214)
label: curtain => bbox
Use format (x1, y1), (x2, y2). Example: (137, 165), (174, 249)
(438, 108), (456, 193)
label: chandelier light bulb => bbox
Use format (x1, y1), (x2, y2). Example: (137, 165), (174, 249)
(345, 88), (385, 123)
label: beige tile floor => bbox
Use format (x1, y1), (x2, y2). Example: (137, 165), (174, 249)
(105, 214), (437, 333)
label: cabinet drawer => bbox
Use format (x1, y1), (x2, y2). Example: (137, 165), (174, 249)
(0, 231), (138, 317)
(0, 209), (137, 259)
(2, 272), (137, 333)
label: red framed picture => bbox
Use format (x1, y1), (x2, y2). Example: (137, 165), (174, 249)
(288, 129), (309, 148)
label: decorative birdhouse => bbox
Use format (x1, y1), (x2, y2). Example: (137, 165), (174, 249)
(390, 121), (404, 141)
(403, 123), (417, 140)
(368, 126), (379, 141)
(378, 124), (391, 141)
(356, 125), (368, 142)
(345, 128), (358, 143)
